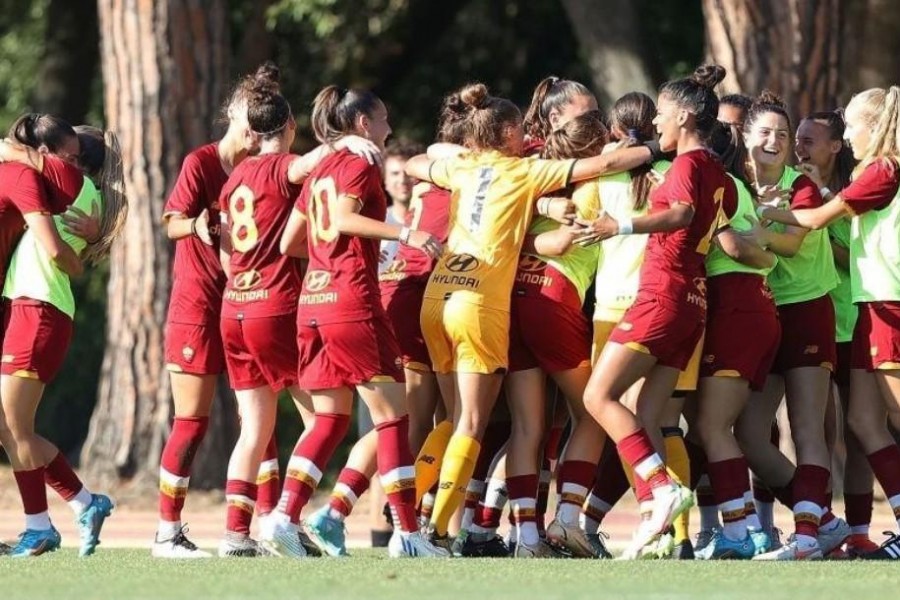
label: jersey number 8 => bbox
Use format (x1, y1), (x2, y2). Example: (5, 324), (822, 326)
(229, 185), (259, 253)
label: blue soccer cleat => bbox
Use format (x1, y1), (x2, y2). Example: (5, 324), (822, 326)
(77, 494), (115, 557)
(11, 527), (62, 558)
(305, 506), (348, 557)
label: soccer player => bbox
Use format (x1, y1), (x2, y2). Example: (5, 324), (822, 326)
(575, 65), (731, 559)
(0, 127), (126, 558)
(523, 76), (599, 152)
(694, 122), (780, 559)
(405, 82), (655, 552)
(795, 109), (878, 555)
(154, 64), (265, 559)
(734, 92), (847, 561)
(270, 85), (446, 559)
(305, 118), (463, 558)
(759, 86), (900, 560)
(216, 67), (380, 557)
(506, 111), (610, 558)
(718, 94), (753, 130)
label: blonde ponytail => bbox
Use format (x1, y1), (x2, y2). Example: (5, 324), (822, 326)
(849, 86), (900, 168)
(82, 130), (128, 265)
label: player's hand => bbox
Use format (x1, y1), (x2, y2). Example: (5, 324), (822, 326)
(573, 211), (618, 246)
(797, 162), (826, 189)
(406, 230), (443, 259)
(739, 221), (771, 248)
(541, 197), (577, 224)
(337, 136), (382, 167)
(379, 248), (390, 264)
(756, 184), (791, 207)
(62, 203), (101, 243)
(192, 208), (214, 246)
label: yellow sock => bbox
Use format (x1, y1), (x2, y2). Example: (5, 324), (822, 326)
(664, 429), (691, 543)
(430, 433), (480, 536)
(415, 420), (454, 504)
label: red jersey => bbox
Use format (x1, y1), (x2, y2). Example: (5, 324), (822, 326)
(296, 149), (386, 325)
(379, 182), (450, 289)
(164, 144), (229, 325)
(0, 164), (50, 284)
(220, 153), (302, 319)
(639, 148), (736, 311)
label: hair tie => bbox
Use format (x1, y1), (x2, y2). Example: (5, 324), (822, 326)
(627, 128), (640, 139)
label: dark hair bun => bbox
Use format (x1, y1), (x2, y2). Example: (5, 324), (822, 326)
(459, 83), (490, 109)
(253, 61), (281, 89)
(754, 89), (787, 110)
(691, 64), (727, 90)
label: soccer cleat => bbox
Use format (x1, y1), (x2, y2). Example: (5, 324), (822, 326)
(694, 527), (721, 560)
(218, 532), (262, 557)
(671, 539), (695, 560)
(0, 541), (12, 555)
(706, 531), (755, 560)
(858, 531), (900, 560)
(458, 532), (509, 558)
(646, 484), (694, 544)
(388, 530), (451, 558)
(752, 538), (823, 561)
(585, 532), (613, 559)
(304, 506), (348, 557)
(77, 493), (114, 557)
(425, 527), (453, 554)
(152, 525), (212, 558)
(260, 521), (307, 558)
(748, 527), (772, 555)
(513, 538), (557, 558)
(768, 527), (784, 550)
(846, 533), (881, 557)
(298, 527), (323, 557)
(817, 518), (850, 556)
(546, 519), (600, 558)
(620, 519), (662, 560)
(10, 527), (62, 558)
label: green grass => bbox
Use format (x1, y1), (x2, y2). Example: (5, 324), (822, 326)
(1, 549), (897, 600)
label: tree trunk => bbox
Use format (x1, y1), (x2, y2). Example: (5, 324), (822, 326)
(559, 0), (656, 107)
(31, 0), (100, 124)
(840, 0), (900, 96)
(702, 0), (844, 124)
(81, 0), (235, 491)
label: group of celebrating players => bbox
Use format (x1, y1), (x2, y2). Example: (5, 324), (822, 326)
(2, 57), (900, 562)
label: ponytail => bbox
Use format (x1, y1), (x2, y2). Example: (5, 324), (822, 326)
(311, 85), (381, 144)
(8, 112), (77, 152)
(660, 64), (726, 138)
(523, 76), (595, 141)
(443, 83), (521, 151)
(847, 86), (900, 169)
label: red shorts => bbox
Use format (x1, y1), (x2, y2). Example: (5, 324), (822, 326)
(608, 294), (705, 370)
(834, 342), (852, 387)
(221, 314), (298, 391)
(700, 274), (781, 391)
(1, 299), (72, 384)
(772, 295), (836, 374)
(297, 314), (404, 390)
(165, 322), (225, 375)
(851, 301), (900, 371)
(381, 280), (430, 372)
(508, 296), (591, 373)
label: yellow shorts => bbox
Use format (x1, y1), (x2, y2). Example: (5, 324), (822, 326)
(591, 315), (704, 391)
(421, 296), (509, 375)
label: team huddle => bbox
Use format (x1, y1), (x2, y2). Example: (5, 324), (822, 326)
(2, 58), (900, 563)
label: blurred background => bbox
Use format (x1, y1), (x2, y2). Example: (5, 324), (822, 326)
(0, 0), (897, 494)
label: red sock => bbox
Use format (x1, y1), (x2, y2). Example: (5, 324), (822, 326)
(45, 452), (84, 502)
(556, 460), (595, 508)
(592, 442), (630, 506)
(475, 483), (507, 530)
(15, 467), (48, 515)
(866, 444), (900, 497)
(158, 416), (209, 522)
(473, 420), (511, 482)
(770, 476), (794, 508)
(329, 468), (371, 517)
(819, 491), (836, 527)
(707, 458), (749, 506)
(618, 429), (670, 490)
(792, 464), (829, 538)
(225, 479), (257, 535)
(280, 412), (350, 523)
(752, 476), (776, 504)
(544, 426), (565, 463)
(507, 474), (539, 528)
(845, 492), (873, 529)
(256, 434), (280, 516)
(375, 416), (418, 532)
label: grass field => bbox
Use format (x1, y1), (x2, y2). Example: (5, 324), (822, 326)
(1, 549), (898, 600)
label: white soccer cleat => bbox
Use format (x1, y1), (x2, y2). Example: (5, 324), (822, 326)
(152, 526), (212, 559)
(217, 532), (261, 558)
(818, 518), (851, 556)
(646, 483), (694, 541)
(260, 520), (307, 559)
(388, 531), (451, 558)
(619, 519), (664, 560)
(752, 538), (822, 561)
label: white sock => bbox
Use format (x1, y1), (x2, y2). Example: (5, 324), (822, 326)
(157, 519), (181, 540)
(850, 524), (870, 536)
(889, 493), (900, 529)
(25, 511), (52, 531)
(556, 502), (582, 526)
(743, 492), (762, 530)
(557, 482), (588, 526)
(517, 521), (539, 546)
(719, 498), (747, 541)
(633, 454), (665, 483)
(68, 487), (93, 515)
(794, 533), (818, 549)
(581, 494), (612, 534)
(756, 500), (775, 533)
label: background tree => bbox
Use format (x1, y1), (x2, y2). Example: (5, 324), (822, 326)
(80, 0), (238, 490)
